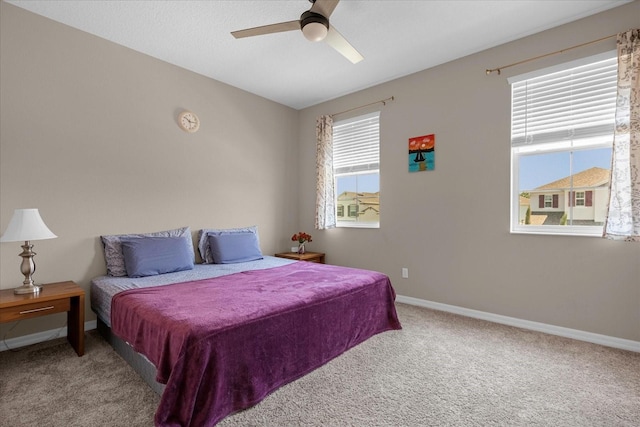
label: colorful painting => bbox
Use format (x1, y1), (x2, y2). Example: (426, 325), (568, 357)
(408, 134), (435, 172)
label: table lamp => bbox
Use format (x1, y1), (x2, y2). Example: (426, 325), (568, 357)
(0, 208), (57, 294)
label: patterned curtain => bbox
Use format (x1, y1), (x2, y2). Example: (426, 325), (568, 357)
(604, 29), (640, 242)
(315, 115), (336, 230)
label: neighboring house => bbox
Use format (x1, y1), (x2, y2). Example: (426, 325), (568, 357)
(336, 191), (379, 223)
(528, 167), (610, 225)
(519, 195), (549, 225)
(518, 195), (530, 224)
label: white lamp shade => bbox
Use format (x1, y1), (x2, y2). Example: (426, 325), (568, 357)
(0, 209), (57, 242)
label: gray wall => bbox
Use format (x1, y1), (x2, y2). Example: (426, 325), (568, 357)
(297, 2), (640, 342)
(0, 2), (299, 338)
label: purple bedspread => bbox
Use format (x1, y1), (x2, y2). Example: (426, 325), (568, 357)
(111, 261), (401, 426)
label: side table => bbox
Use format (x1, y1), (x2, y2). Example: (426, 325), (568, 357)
(274, 251), (325, 264)
(0, 281), (85, 356)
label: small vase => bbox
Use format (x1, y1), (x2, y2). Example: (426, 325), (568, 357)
(297, 243), (305, 254)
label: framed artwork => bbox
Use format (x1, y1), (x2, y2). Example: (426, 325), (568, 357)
(408, 134), (435, 172)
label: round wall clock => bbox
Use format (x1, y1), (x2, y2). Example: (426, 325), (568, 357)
(178, 110), (200, 133)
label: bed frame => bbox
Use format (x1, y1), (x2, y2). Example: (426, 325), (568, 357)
(97, 317), (165, 395)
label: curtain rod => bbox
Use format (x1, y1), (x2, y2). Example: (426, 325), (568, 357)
(485, 33), (616, 75)
(330, 96), (394, 118)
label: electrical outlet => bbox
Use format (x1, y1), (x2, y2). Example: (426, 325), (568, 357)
(402, 268), (409, 279)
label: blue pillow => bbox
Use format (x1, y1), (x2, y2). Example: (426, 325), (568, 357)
(121, 237), (194, 277)
(197, 226), (259, 264)
(101, 226), (193, 277)
(207, 232), (263, 264)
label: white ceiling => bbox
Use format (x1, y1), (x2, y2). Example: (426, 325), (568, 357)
(7, 0), (630, 110)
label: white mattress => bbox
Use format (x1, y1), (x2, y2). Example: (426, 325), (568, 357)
(90, 256), (295, 326)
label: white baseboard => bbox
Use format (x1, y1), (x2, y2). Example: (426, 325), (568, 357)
(0, 320), (97, 352)
(3, 300), (639, 354)
(396, 295), (640, 353)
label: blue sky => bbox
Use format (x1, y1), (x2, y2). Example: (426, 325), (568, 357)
(336, 173), (379, 194)
(519, 148), (612, 191)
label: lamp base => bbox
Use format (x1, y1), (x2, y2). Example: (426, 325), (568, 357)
(14, 284), (43, 295)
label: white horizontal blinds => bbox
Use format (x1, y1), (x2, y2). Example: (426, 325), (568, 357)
(333, 112), (380, 174)
(511, 56), (617, 147)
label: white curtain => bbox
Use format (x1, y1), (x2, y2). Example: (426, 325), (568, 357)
(315, 115), (336, 230)
(604, 29), (640, 241)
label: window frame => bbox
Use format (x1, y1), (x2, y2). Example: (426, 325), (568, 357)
(511, 140), (612, 237)
(333, 112), (381, 229)
(509, 51), (616, 237)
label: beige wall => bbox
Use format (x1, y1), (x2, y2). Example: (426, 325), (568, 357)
(0, 3), (299, 338)
(298, 2), (640, 341)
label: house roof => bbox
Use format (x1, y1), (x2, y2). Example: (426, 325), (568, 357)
(337, 191), (379, 206)
(533, 167), (610, 191)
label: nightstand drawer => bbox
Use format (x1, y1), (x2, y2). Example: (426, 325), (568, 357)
(0, 298), (70, 322)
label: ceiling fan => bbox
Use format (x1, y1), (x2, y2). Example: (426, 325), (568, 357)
(231, 0), (363, 64)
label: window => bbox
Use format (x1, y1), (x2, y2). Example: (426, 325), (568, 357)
(333, 112), (380, 228)
(510, 52), (616, 236)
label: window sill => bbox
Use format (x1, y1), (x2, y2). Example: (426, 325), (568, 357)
(511, 225), (603, 237)
(336, 222), (380, 229)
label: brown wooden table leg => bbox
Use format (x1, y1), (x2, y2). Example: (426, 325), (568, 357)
(67, 294), (85, 356)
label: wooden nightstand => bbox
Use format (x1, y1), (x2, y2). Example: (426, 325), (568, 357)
(275, 251), (325, 264)
(0, 281), (85, 356)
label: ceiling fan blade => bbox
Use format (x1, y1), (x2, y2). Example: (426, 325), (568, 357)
(310, 0), (340, 18)
(231, 20), (300, 39)
(325, 26), (363, 64)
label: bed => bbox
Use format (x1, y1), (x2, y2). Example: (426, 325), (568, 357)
(90, 227), (401, 426)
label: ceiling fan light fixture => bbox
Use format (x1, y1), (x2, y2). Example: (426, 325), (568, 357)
(300, 11), (329, 42)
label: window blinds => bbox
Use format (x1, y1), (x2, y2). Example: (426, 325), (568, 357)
(333, 112), (380, 174)
(511, 56), (617, 147)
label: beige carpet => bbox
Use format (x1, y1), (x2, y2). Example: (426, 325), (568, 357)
(1, 303), (638, 426)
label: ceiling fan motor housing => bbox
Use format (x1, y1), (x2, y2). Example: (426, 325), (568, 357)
(300, 11), (329, 42)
